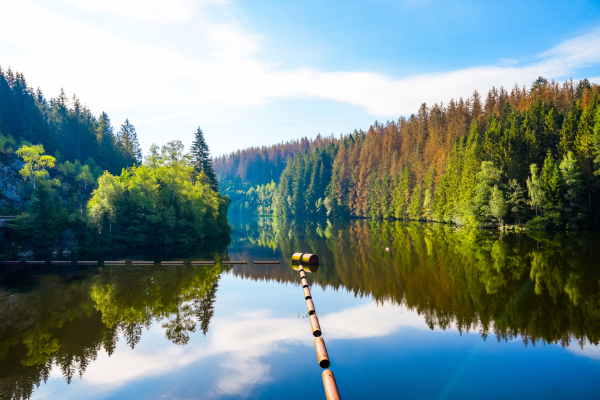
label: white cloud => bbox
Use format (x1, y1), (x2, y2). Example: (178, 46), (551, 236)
(67, 0), (226, 23)
(2, 1), (600, 154)
(540, 27), (600, 68)
(37, 301), (424, 399)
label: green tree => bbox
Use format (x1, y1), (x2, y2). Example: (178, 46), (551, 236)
(190, 127), (219, 192)
(507, 179), (525, 226)
(407, 184), (423, 220)
(594, 107), (600, 178)
(117, 119), (142, 165)
(393, 167), (410, 219)
(472, 161), (502, 225)
(559, 151), (585, 229)
(87, 140), (230, 244)
(16, 144), (56, 188)
(526, 164), (543, 216)
(489, 185), (507, 226)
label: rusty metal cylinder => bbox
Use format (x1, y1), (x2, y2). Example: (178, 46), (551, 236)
(314, 337), (331, 368)
(292, 253), (319, 265)
(310, 314), (322, 337)
(306, 298), (316, 315)
(322, 369), (341, 400)
(303, 286), (312, 299)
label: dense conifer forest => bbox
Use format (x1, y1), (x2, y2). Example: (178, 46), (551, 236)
(219, 78), (600, 229)
(0, 67), (229, 256)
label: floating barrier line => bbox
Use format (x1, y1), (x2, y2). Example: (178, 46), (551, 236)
(104, 261), (126, 265)
(191, 261), (215, 265)
(222, 261), (247, 265)
(293, 252), (341, 399)
(253, 261), (280, 264)
(160, 261), (184, 264)
(315, 337), (331, 368)
(322, 370), (341, 400)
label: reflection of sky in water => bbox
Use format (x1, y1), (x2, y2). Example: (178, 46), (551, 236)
(32, 272), (600, 399)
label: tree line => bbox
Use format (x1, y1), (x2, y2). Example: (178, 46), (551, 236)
(214, 134), (340, 185)
(0, 66), (142, 174)
(0, 67), (227, 254)
(233, 78), (600, 229)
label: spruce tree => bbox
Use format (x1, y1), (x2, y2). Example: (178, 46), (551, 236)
(190, 127), (219, 191)
(560, 151), (585, 229)
(117, 119), (142, 165)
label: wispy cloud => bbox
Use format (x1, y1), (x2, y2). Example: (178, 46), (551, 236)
(2, 0), (600, 154)
(67, 0), (227, 23)
(38, 301), (425, 399)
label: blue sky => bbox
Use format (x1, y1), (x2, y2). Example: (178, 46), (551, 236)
(1, 0), (600, 156)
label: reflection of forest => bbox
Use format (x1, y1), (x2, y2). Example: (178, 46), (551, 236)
(0, 264), (225, 399)
(1, 219), (599, 399)
(231, 218), (600, 348)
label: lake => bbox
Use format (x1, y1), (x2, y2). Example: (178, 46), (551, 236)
(1, 218), (600, 399)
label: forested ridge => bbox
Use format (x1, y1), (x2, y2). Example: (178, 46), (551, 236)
(0, 67), (228, 256)
(225, 78), (600, 229)
(0, 66), (141, 174)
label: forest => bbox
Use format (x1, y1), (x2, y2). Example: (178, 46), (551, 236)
(217, 78), (600, 229)
(0, 67), (228, 257)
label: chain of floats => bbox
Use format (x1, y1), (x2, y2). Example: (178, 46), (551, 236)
(298, 262), (342, 399)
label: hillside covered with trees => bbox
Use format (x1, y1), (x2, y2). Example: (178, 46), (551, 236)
(0, 67), (229, 257)
(224, 78), (600, 229)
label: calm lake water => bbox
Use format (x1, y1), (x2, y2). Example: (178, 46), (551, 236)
(1, 218), (600, 399)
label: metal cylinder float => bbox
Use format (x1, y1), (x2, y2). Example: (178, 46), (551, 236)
(292, 253), (319, 265)
(306, 298), (316, 315)
(322, 370), (341, 400)
(314, 337), (331, 368)
(300, 270), (306, 279)
(310, 314), (322, 337)
(303, 286), (312, 299)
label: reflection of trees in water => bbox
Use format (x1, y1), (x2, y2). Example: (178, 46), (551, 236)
(195, 279), (219, 336)
(0, 264), (224, 399)
(231, 218), (600, 348)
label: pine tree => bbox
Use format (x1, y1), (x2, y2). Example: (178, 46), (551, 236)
(96, 112), (116, 172)
(540, 152), (563, 213)
(559, 151), (585, 229)
(574, 95), (598, 216)
(594, 107), (600, 178)
(558, 100), (582, 156)
(190, 127), (219, 191)
(117, 119), (142, 165)
(393, 167), (409, 219)
(407, 184), (423, 220)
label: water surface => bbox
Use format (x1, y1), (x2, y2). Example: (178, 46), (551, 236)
(1, 219), (600, 399)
